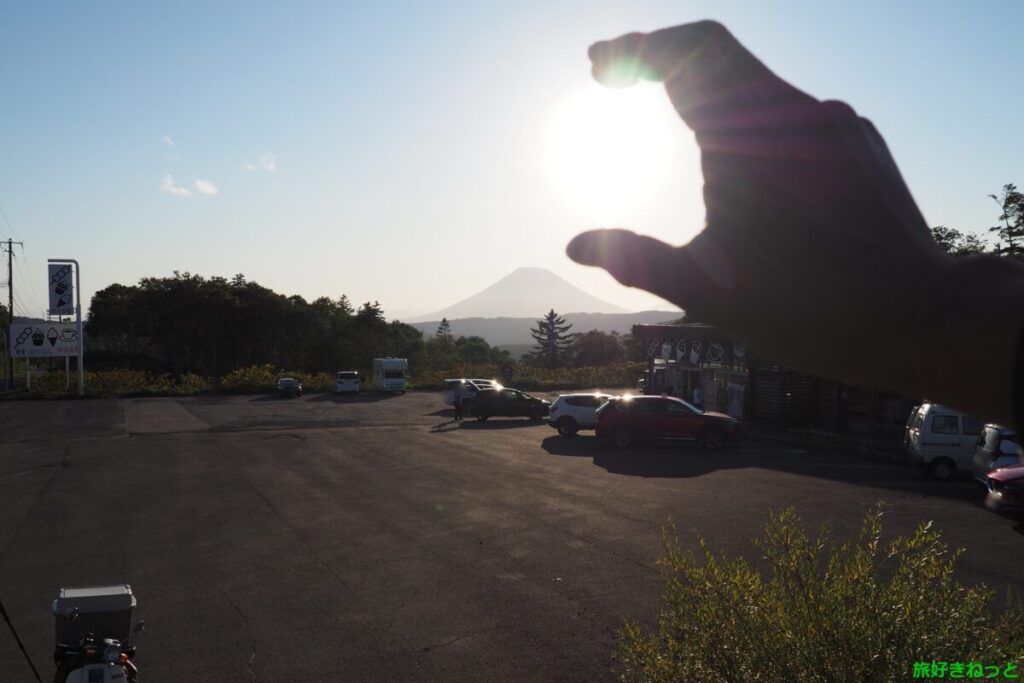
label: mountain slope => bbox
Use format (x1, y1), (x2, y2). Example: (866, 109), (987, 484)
(409, 310), (682, 346)
(407, 267), (628, 322)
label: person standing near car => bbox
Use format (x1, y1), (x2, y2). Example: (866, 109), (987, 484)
(453, 380), (465, 421)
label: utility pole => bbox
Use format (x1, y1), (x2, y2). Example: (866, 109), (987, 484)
(3, 239), (23, 390)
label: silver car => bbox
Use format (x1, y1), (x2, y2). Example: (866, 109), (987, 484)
(972, 424), (1021, 482)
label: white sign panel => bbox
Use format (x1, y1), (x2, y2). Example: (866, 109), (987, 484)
(48, 263), (75, 315)
(10, 324), (81, 358)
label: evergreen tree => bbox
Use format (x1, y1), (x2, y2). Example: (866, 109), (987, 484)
(989, 183), (1024, 260)
(529, 309), (573, 368)
(436, 317), (453, 342)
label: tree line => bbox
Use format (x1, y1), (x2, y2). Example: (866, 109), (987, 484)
(85, 273), (524, 377)
(931, 182), (1023, 258)
(84, 274), (641, 377)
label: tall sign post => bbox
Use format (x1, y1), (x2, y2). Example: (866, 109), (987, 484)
(47, 259), (83, 396)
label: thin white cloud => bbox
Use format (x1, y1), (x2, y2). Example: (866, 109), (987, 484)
(244, 152), (277, 172)
(194, 179), (219, 195)
(163, 135), (174, 147)
(161, 174), (191, 197)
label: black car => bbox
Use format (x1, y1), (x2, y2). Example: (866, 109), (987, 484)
(276, 377), (303, 398)
(471, 387), (550, 421)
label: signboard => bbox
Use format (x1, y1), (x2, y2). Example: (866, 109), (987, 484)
(48, 263), (75, 315)
(10, 323), (81, 358)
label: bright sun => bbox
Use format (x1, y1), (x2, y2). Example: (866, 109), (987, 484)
(546, 83), (675, 222)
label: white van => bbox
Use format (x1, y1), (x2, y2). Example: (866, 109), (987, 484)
(904, 403), (985, 480)
(334, 371), (360, 394)
(374, 358), (408, 393)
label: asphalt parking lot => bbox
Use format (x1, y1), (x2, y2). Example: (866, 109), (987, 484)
(1, 391), (1022, 682)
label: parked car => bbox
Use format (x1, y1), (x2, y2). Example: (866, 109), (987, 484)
(595, 395), (740, 449)
(471, 387), (549, 421)
(442, 378), (498, 411)
(972, 425), (1021, 482)
(983, 464), (1024, 514)
(334, 371), (361, 394)
(548, 393), (616, 436)
(904, 403), (985, 480)
(276, 377), (302, 398)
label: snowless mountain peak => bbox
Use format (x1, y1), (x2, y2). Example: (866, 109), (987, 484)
(408, 267), (630, 322)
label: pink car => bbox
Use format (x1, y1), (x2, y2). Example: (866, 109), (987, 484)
(984, 464), (1024, 514)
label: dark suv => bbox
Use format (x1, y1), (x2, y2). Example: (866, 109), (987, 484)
(471, 388), (550, 421)
(595, 395), (740, 449)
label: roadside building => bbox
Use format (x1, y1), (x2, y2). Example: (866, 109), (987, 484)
(631, 323), (917, 441)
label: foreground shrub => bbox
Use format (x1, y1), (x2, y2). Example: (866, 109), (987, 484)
(412, 362), (645, 391)
(618, 506), (1024, 682)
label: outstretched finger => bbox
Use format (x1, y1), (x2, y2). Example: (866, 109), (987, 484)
(566, 228), (732, 311)
(589, 21), (813, 132)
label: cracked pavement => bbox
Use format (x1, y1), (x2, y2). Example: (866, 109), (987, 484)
(1, 392), (1023, 681)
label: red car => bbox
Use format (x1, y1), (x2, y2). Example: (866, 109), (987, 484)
(984, 464), (1024, 514)
(595, 395), (741, 449)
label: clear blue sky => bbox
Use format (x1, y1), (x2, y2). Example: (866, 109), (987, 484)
(2, 1), (1020, 320)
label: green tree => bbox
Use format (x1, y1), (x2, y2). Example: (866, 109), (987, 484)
(569, 330), (625, 366)
(930, 226), (987, 256)
(436, 317), (453, 342)
(86, 275), (424, 377)
(989, 183), (1024, 260)
(529, 309), (573, 368)
(455, 335), (510, 365)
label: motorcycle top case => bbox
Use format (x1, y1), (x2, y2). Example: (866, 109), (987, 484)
(53, 585), (136, 646)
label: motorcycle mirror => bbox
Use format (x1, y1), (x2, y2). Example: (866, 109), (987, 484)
(127, 620), (145, 647)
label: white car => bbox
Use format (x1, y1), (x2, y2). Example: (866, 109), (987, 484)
(442, 378), (499, 408)
(334, 371), (360, 394)
(548, 393), (616, 436)
(904, 403), (985, 480)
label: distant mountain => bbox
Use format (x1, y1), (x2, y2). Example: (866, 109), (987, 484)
(410, 310), (682, 347)
(407, 267), (629, 322)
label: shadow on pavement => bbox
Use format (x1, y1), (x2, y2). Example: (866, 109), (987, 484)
(541, 435), (989, 507)
(458, 418), (547, 430)
(305, 392), (399, 403)
(250, 394), (288, 402)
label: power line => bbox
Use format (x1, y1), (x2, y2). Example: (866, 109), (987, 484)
(14, 246), (45, 318)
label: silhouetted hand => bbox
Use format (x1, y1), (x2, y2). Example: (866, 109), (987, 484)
(568, 21), (1024, 425)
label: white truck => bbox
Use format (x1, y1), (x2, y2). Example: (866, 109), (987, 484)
(374, 357), (408, 393)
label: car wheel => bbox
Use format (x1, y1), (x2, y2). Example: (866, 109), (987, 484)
(476, 413), (489, 422)
(557, 418), (579, 437)
(613, 428), (633, 448)
(929, 458), (956, 481)
(530, 408), (546, 421)
(702, 429), (725, 450)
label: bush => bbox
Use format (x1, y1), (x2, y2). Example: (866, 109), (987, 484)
(618, 506), (1024, 682)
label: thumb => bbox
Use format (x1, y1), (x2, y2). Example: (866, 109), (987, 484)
(566, 228), (699, 307)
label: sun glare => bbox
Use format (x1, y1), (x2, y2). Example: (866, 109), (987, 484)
(546, 83), (675, 222)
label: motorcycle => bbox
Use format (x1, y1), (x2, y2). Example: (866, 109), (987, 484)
(52, 586), (144, 683)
